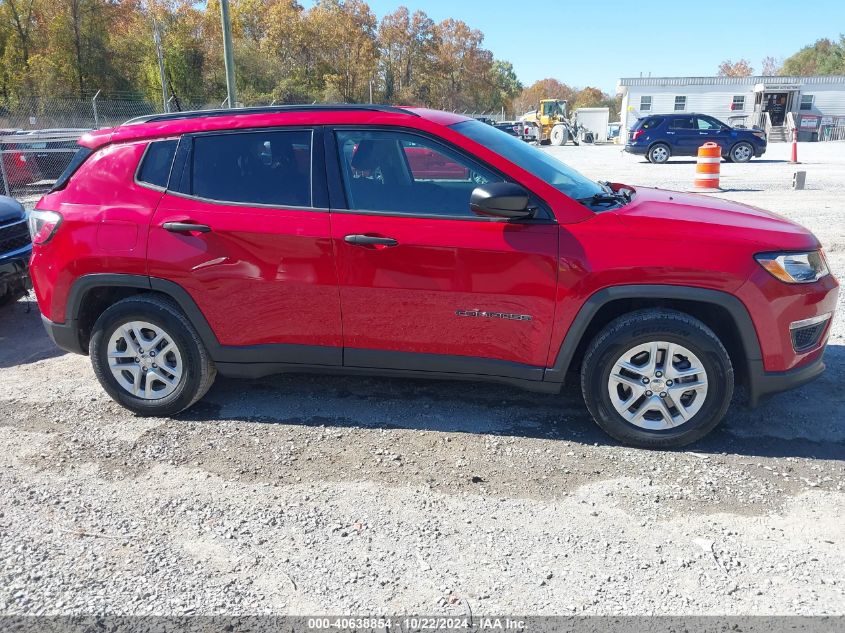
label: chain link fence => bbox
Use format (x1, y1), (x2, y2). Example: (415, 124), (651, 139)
(0, 94), (217, 200)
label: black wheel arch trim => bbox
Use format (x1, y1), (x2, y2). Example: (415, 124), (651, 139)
(60, 273), (341, 366)
(544, 284), (762, 383)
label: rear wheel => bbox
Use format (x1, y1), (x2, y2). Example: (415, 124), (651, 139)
(580, 309), (733, 448)
(647, 143), (670, 164)
(90, 295), (216, 416)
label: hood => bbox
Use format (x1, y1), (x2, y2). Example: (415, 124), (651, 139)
(614, 187), (818, 251)
(0, 195), (25, 224)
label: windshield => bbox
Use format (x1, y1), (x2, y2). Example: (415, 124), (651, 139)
(450, 119), (604, 201)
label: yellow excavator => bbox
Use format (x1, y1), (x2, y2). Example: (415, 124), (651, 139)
(521, 98), (581, 146)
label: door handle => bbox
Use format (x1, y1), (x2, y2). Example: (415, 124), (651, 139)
(162, 221), (211, 233)
(344, 234), (398, 247)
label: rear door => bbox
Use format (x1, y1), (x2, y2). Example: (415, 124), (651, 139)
(326, 127), (559, 378)
(146, 127), (342, 366)
(667, 116), (698, 154)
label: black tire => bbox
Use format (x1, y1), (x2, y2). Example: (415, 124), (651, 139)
(647, 143), (670, 164)
(580, 309), (733, 449)
(729, 141), (754, 163)
(90, 294), (216, 416)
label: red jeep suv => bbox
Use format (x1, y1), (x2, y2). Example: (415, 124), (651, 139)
(28, 105), (838, 448)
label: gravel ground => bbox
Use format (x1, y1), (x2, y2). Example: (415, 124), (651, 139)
(1, 141), (843, 616)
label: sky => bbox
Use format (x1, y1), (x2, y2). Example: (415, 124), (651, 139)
(303, 0), (845, 94)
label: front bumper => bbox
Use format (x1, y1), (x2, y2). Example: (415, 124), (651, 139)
(0, 245), (32, 298)
(747, 351), (826, 407)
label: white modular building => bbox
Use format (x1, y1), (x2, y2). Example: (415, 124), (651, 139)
(617, 75), (845, 141)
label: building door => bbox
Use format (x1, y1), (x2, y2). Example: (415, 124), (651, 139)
(764, 92), (788, 126)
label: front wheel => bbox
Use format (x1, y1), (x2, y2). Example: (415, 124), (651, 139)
(550, 125), (566, 146)
(580, 309), (733, 448)
(729, 141), (754, 163)
(90, 295), (216, 416)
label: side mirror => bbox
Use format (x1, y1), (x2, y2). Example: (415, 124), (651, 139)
(470, 182), (533, 219)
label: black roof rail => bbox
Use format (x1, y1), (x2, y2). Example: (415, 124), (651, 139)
(122, 104), (418, 126)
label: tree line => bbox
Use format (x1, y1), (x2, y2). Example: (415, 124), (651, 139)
(0, 0), (523, 113)
(0, 0), (622, 119)
(718, 36), (845, 77)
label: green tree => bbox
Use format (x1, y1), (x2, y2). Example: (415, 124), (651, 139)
(781, 37), (845, 75)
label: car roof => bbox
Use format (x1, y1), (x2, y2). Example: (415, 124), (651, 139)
(79, 104), (470, 150)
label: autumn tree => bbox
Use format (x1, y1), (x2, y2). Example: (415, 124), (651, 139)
(513, 78), (575, 115)
(717, 58), (754, 77)
(760, 56), (782, 76)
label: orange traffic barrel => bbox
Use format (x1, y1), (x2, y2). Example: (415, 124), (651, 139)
(693, 142), (721, 192)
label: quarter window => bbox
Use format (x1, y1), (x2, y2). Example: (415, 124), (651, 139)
(335, 129), (500, 217)
(800, 95), (814, 111)
(190, 130), (312, 207)
(731, 95), (745, 111)
(639, 96), (652, 111)
(138, 139), (178, 188)
(674, 96), (687, 111)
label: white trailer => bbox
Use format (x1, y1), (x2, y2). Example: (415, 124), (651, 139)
(574, 107), (609, 143)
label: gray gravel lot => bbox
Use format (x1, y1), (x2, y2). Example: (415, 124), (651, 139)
(0, 141), (843, 616)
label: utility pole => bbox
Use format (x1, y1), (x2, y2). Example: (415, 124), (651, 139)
(219, 0), (237, 109)
(152, 16), (169, 113)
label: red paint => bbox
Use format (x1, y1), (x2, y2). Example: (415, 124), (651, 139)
(30, 107), (839, 380)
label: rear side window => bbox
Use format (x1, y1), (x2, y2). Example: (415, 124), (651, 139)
(189, 130), (312, 207)
(137, 139), (178, 189)
(640, 117), (663, 130)
(50, 146), (93, 192)
(670, 117), (695, 130)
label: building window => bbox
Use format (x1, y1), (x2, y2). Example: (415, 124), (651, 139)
(674, 96), (687, 111)
(639, 96), (652, 111)
(731, 95), (745, 111)
(800, 94), (814, 111)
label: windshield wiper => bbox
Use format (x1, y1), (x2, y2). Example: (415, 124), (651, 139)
(577, 193), (626, 207)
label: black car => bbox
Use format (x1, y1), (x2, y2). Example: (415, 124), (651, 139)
(0, 196), (31, 305)
(625, 113), (767, 164)
(493, 121), (522, 137)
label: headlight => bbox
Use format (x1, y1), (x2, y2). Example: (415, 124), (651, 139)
(755, 250), (829, 283)
(27, 209), (62, 244)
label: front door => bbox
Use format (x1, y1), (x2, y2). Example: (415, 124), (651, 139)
(668, 115), (699, 154)
(327, 127), (559, 377)
(764, 92), (788, 126)
(147, 127), (342, 365)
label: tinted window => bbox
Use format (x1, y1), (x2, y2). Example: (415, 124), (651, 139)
(335, 129), (499, 217)
(670, 116), (694, 130)
(50, 146), (92, 192)
(191, 130), (312, 207)
(640, 117), (663, 130)
(138, 139), (178, 188)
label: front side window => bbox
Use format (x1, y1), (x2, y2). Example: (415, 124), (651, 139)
(335, 129), (499, 217)
(696, 116), (723, 130)
(800, 94), (814, 111)
(138, 139), (178, 188)
(190, 129), (312, 207)
(450, 119), (604, 201)
(640, 96), (652, 111)
(674, 96), (687, 111)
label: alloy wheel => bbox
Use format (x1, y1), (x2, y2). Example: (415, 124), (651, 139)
(106, 320), (184, 400)
(607, 340), (708, 430)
